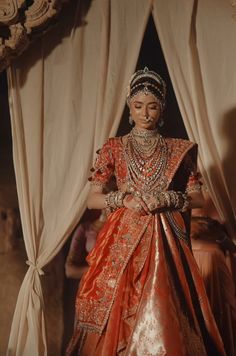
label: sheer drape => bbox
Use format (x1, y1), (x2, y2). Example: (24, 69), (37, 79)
(7, 0), (236, 354)
(152, 0), (236, 235)
(6, 1), (153, 354)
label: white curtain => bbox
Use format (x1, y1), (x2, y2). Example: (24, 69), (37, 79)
(6, 0), (153, 354)
(152, 0), (236, 236)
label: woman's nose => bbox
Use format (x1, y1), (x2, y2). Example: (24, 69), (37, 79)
(142, 106), (148, 117)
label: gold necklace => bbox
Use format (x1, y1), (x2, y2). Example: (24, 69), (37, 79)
(131, 127), (158, 145)
(124, 133), (168, 194)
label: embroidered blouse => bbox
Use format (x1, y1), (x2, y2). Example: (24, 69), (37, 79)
(89, 136), (201, 195)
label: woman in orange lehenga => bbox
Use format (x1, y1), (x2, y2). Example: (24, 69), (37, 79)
(66, 68), (225, 355)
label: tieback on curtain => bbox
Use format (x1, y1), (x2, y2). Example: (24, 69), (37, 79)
(26, 260), (44, 276)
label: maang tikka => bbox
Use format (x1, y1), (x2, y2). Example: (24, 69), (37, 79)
(126, 67), (167, 111)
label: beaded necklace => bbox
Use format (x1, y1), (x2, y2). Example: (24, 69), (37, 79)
(131, 131), (158, 156)
(131, 127), (159, 155)
(124, 128), (168, 194)
(132, 126), (158, 144)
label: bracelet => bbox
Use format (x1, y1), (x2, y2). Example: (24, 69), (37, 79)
(153, 191), (191, 212)
(105, 191), (126, 214)
(181, 193), (191, 212)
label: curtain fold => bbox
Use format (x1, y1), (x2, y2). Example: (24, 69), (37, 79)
(7, 0), (153, 354)
(152, 0), (236, 236)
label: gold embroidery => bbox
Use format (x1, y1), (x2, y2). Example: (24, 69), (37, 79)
(76, 210), (152, 333)
(78, 138), (198, 333)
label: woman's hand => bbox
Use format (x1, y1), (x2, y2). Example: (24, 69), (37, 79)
(123, 194), (149, 214)
(143, 191), (192, 212)
(142, 195), (165, 212)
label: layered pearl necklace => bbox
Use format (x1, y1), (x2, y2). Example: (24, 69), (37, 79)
(125, 127), (168, 194)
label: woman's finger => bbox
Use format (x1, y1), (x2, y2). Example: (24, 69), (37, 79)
(135, 197), (149, 214)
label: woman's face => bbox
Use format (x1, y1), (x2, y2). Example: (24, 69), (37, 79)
(129, 92), (161, 130)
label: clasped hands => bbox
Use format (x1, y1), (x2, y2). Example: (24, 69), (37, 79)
(123, 193), (166, 214)
(123, 190), (190, 214)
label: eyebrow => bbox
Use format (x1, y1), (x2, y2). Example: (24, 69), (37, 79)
(133, 101), (158, 105)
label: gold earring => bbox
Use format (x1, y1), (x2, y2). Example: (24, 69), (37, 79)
(129, 115), (134, 125)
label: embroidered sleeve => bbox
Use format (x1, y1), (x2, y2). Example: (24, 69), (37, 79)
(184, 145), (202, 194)
(88, 139), (115, 188)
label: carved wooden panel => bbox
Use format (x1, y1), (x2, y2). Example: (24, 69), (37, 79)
(0, 0), (24, 25)
(0, 0), (70, 72)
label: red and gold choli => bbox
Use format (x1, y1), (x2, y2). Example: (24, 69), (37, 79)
(66, 136), (225, 356)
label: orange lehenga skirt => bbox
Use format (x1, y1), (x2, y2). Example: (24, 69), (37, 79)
(66, 208), (225, 356)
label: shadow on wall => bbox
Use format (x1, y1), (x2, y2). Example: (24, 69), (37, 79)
(201, 108), (236, 236)
(221, 107), (236, 220)
(11, 0), (94, 88)
(0, 208), (27, 355)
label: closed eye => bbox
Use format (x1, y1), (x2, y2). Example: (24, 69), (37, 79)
(149, 106), (158, 110)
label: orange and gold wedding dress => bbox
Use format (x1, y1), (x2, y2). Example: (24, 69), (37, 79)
(66, 136), (225, 356)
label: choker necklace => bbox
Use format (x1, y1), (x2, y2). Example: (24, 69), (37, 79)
(132, 126), (158, 138)
(131, 127), (159, 145)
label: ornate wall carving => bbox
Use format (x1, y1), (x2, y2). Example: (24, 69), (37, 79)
(0, 0), (70, 72)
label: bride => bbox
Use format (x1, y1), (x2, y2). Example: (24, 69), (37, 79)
(66, 67), (225, 356)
